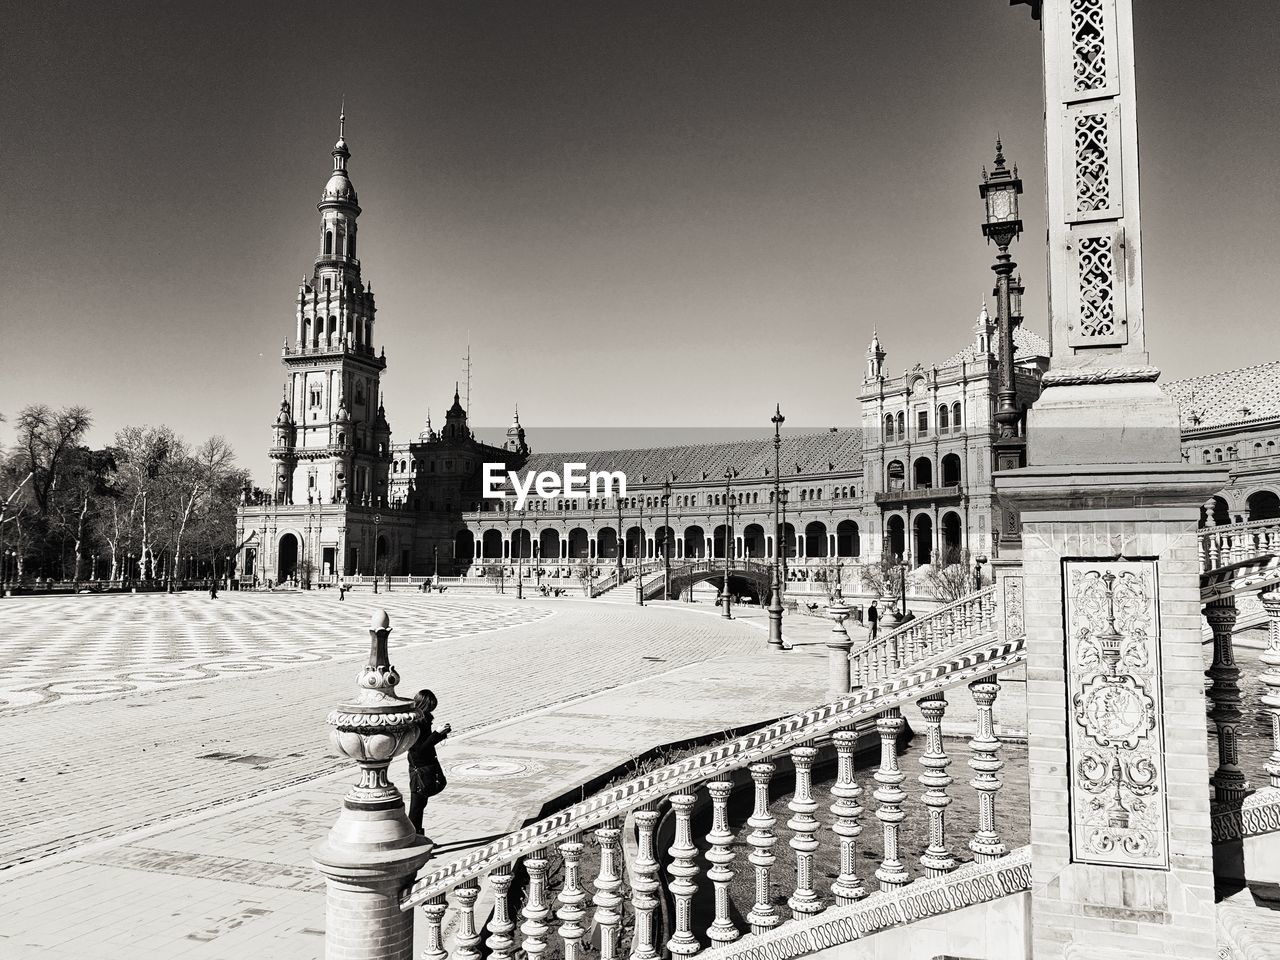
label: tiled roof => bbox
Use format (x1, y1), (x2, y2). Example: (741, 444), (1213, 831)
(519, 430), (864, 486)
(1161, 359), (1280, 431)
(942, 326), (1051, 368)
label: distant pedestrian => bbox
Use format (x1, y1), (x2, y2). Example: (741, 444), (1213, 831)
(210, 581), (219, 600)
(338, 583), (347, 601)
(407, 689), (451, 835)
(867, 600), (878, 640)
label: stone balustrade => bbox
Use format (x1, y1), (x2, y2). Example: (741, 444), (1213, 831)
(395, 636), (1028, 958)
(849, 585), (1000, 690)
(1200, 516), (1280, 573)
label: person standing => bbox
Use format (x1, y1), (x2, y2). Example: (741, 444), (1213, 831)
(407, 689), (451, 836)
(867, 598), (878, 640)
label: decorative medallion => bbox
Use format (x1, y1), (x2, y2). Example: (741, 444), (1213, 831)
(1063, 560), (1169, 868)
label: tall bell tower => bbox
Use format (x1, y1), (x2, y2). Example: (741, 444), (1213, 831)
(271, 111), (391, 507)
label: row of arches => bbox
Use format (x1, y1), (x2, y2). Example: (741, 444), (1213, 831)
(883, 402), (965, 443)
(1200, 441), (1277, 464)
(883, 511), (963, 567)
(1202, 490), (1280, 526)
(886, 454), (963, 491)
(457, 520), (864, 562)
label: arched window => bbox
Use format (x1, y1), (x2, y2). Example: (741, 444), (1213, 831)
(952, 401), (962, 431)
(349, 230), (356, 258)
(884, 414), (895, 441)
(938, 404), (949, 434)
(1227, 446), (1237, 461)
(1202, 449), (1212, 464)
(896, 411), (906, 438)
(1215, 448), (1223, 462)
(887, 460), (905, 492)
(324, 231), (333, 255)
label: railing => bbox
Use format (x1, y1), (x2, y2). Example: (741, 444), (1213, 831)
(850, 585), (999, 689)
(873, 484), (963, 506)
(402, 635), (1030, 957)
(1203, 592), (1280, 840)
(1200, 517), (1280, 573)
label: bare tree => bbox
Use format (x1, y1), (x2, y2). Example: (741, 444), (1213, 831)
(920, 547), (975, 603)
(14, 405), (92, 518)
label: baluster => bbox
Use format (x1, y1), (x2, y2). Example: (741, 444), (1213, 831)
(968, 677), (1006, 863)
(1263, 591), (1280, 789)
(521, 856), (552, 960)
(706, 777), (740, 947)
(454, 880), (482, 960)
(917, 693), (956, 877)
(488, 865), (517, 960)
(420, 896), (448, 960)
(746, 762), (781, 934)
(595, 819), (624, 960)
(873, 707), (909, 890)
(890, 632), (901, 672)
(850, 645), (863, 690)
(787, 744), (823, 916)
(629, 807), (661, 960)
(830, 728), (866, 905)
(666, 793), (700, 956)
(555, 838), (587, 960)
(1205, 597), (1249, 803)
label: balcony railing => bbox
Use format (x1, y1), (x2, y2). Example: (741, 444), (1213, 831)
(873, 484), (963, 505)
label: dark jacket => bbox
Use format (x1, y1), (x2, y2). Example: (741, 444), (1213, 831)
(408, 721), (448, 797)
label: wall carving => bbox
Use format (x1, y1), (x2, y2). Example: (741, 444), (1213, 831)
(1070, 0), (1108, 94)
(1064, 560), (1169, 868)
(1075, 235), (1118, 340)
(1003, 575), (1025, 640)
(1074, 111), (1111, 213)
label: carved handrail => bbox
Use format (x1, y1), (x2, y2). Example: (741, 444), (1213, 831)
(1200, 518), (1280, 573)
(849, 585), (1000, 688)
(401, 634), (1025, 909)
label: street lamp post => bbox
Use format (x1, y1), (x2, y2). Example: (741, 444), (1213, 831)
(780, 488), (789, 597)
(516, 510), (525, 600)
(721, 469), (734, 620)
(635, 495), (645, 606)
(662, 479), (672, 602)
(616, 496), (624, 584)
(432, 544), (439, 590)
(768, 404), (785, 649)
(980, 138), (1026, 471)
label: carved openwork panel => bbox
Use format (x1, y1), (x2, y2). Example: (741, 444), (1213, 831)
(1067, 225), (1128, 347)
(1064, 559), (1169, 869)
(1065, 0), (1117, 101)
(1067, 104), (1121, 222)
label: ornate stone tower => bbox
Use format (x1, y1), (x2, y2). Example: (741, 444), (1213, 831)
(275, 111), (391, 507)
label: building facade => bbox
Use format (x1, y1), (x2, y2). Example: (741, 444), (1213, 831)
(233, 121), (1109, 590)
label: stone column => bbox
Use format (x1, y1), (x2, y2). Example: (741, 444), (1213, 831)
(825, 598), (852, 698)
(314, 611), (434, 960)
(994, 4), (1231, 957)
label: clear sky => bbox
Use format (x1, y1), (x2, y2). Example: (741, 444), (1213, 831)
(4, 1), (1278, 481)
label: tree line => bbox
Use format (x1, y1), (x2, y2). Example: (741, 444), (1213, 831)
(0, 405), (249, 585)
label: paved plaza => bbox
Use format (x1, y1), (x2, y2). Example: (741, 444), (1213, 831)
(0, 591), (833, 959)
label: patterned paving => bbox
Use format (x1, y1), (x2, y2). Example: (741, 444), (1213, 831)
(0, 591), (551, 711)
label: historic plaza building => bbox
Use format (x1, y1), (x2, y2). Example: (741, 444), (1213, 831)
(236, 119), (1276, 588)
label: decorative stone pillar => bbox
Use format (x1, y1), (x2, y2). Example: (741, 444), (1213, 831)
(825, 597), (852, 698)
(994, 2), (1230, 957)
(1204, 596), (1248, 804)
(313, 610), (433, 960)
